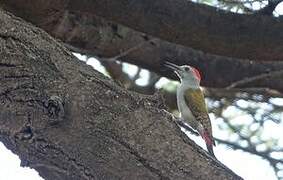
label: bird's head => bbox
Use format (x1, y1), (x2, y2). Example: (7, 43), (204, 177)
(164, 61), (201, 84)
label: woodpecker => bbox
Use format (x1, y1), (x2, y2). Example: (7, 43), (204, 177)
(164, 61), (215, 157)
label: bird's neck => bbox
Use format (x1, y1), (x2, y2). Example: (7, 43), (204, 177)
(180, 78), (199, 89)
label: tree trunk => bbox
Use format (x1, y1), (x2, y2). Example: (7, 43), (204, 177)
(0, 9), (241, 180)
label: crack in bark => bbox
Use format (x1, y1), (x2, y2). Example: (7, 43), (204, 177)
(3, 75), (33, 79)
(0, 63), (17, 67)
(0, 32), (21, 41)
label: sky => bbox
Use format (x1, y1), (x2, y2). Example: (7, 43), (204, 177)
(1, 3), (283, 180)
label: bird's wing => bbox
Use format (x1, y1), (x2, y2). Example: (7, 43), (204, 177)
(184, 88), (215, 145)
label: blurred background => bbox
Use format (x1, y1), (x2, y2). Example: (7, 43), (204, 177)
(1, 0), (283, 179)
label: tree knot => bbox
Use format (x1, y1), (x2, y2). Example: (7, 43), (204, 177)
(44, 95), (65, 124)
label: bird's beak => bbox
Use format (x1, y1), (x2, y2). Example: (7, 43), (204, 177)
(164, 61), (182, 72)
(164, 61), (183, 80)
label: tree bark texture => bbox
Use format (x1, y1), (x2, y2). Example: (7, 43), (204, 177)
(0, 10), (241, 180)
(2, 1), (283, 94)
(2, 0), (283, 61)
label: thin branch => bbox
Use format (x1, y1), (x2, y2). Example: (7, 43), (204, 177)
(254, 0), (283, 15)
(66, 38), (156, 63)
(226, 70), (283, 89)
(215, 138), (282, 164)
(132, 68), (142, 82)
(205, 87), (283, 99)
(102, 39), (156, 62)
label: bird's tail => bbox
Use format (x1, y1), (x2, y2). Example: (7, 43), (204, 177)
(201, 130), (216, 157)
(206, 143), (215, 157)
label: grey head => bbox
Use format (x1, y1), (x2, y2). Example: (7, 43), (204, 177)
(164, 61), (201, 86)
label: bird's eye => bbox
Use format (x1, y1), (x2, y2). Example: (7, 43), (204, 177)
(184, 66), (190, 71)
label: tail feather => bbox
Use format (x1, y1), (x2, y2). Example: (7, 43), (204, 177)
(206, 143), (215, 157)
(201, 131), (216, 157)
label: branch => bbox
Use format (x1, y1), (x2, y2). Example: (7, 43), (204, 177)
(205, 87), (283, 100)
(101, 39), (156, 62)
(64, 0), (283, 61)
(2, 3), (283, 93)
(3, 0), (283, 60)
(255, 0), (283, 15)
(225, 70), (283, 89)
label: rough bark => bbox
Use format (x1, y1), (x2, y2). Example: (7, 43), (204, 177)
(2, 2), (283, 95)
(2, 0), (283, 61)
(0, 9), (241, 180)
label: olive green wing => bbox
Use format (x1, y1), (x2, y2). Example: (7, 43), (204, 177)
(184, 88), (214, 142)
